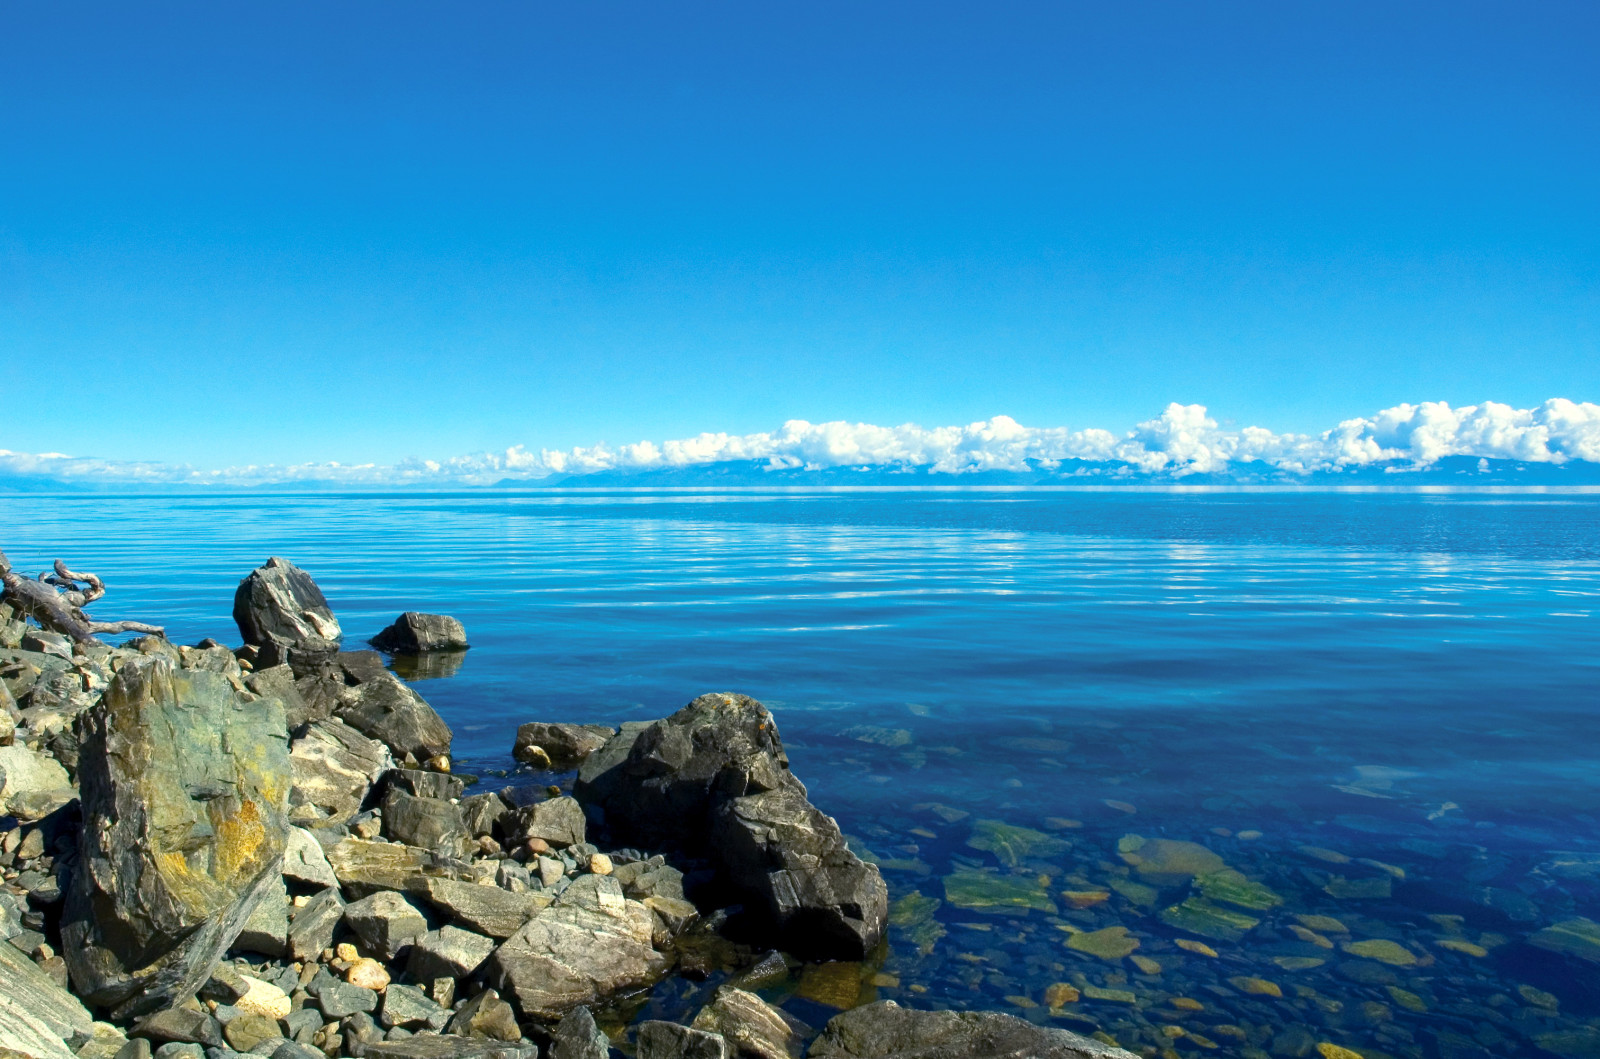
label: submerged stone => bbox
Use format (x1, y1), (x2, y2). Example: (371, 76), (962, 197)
(943, 870), (1057, 914)
(1066, 926), (1140, 961)
(965, 819), (1069, 868)
(1341, 939), (1418, 966)
(1529, 917), (1600, 963)
(1323, 876), (1391, 900)
(807, 999), (1138, 1059)
(797, 961), (865, 1009)
(888, 891), (946, 956)
(1195, 869), (1283, 911)
(1158, 897), (1259, 942)
(1119, 836), (1225, 881)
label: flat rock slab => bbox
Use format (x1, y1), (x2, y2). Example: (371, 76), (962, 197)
(326, 837), (473, 897)
(62, 659), (291, 1019)
(807, 1001), (1139, 1059)
(0, 933), (96, 1059)
(356, 1035), (537, 1059)
(411, 877), (549, 938)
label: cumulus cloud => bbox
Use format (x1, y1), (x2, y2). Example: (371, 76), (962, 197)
(3, 398), (1598, 488)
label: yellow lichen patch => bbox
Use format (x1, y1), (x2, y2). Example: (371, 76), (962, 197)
(1316, 1044), (1363, 1059)
(1289, 925), (1335, 949)
(1435, 938), (1488, 957)
(1295, 914), (1349, 934)
(1229, 976), (1283, 997)
(1170, 997), (1204, 1011)
(1175, 938), (1218, 958)
(1044, 983), (1079, 1007)
(215, 799), (268, 881)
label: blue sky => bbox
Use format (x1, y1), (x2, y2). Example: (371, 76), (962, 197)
(2, 2), (1597, 470)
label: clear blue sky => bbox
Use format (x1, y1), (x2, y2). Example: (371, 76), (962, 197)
(2, 2), (1596, 467)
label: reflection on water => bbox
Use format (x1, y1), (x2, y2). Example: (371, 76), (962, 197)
(1, 488), (1596, 1058)
(388, 649), (469, 681)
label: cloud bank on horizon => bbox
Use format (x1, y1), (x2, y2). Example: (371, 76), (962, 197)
(4, 399), (1599, 488)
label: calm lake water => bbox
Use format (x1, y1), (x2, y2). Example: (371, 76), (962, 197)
(3, 488), (1598, 1058)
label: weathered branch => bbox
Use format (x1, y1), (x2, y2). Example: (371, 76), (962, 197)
(0, 548), (164, 644)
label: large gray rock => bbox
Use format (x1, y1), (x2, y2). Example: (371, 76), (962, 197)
(337, 670), (452, 762)
(406, 925), (497, 982)
(283, 826), (340, 889)
(0, 935), (96, 1059)
(288, 718), (395, 826)
(233, 558), (342, 667)
(370, 613), (469, 653)
(287, 887), (346, 961)
(510, 796), (586, 848)
(382, 788), (470, 857)
(0, 744), (72, 816)
(639, 1021), (728, 1059)
(481, 874), (669, 1020)
(550, 1005), (610, 1059)
(806, 1001), (1138, 1059)
(234, 875), (291, 957)
(513, 723), (616, 769)
(410, 877), (548, 939)
(575, 693), (886, 961)
(343, 891), (430, 960)
(246, 665), (317, 729)
(62, 659), (292, 1019)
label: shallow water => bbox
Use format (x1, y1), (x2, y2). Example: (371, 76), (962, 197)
(3, 488), (1598, 1058)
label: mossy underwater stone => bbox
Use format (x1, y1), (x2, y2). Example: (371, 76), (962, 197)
(1118, 836), (1225, 882)
(1194, 869), (1283, 911)
(943, 869), (1058, 914)
(62, 658), (292, 1019)
(888, 891), (946, 955)
(1341, 939), (1418, 966)
(1066, 926), (1140, 961)
(966, 819), (1070, 868)
(1529, 917), (1600, 964)
(1158, 897), (1260, 942)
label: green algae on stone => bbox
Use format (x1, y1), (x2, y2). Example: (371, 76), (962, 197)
(1107, 877), (1160, 909)
(966, 819), (1069, 868)
(1324, 875), (1392, 900)
(1534, 1028), (1600, 1059)
(1195, 869), (1283, 911)
(1158, 897), (1260, 942)
(889, 891), (947, 956)
(1119, 836), (1225, 881)
(1066, 926), (1140, 961)
(1341, 939), (1418, 966)
(943, 869), (1058, 915)
(1080, 985), (1137, 1004)
(1529, 917), (1600, 964)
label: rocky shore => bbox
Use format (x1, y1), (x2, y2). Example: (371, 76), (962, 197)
(0, 552), (1133, 1059)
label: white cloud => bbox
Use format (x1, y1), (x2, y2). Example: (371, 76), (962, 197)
(3, 398), (1598, 488)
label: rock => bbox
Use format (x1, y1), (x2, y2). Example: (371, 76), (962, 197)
(355, 1036), (535, 1059)
(234, 976), (293, 1020)
(406, 925), (497, 982)
(133, 1006), (226, 1049)
(235, 876), (291, 957)
(513, 723), (616, 770)
(711, 782), (888, 961)
(344, 891), (430, 960)
(283, 826), (340, 889)
(382, 789), (470, 857)
(1065, 926), (1139, 962)
(410, 878), (547, 939)
(550, 1006), (610, 1059)
(201, 964), (251, 1003)
(76, 1022), (131, 1059)
(288, 719), (395, 827)
(381, 768), (467, 802)
(645, 896), (700, 936)
(510, 796), (586, 848)
(482, 874), (669, 1020)
(637, 1021), (728, 1059)
(152, 1045), (204, 1059)
(287, 886), (346, 961)
(370, 614), (469, 654)
(61, 659), (291, 1020)
(223, 1013), (281, 1053)
(337, 672), (452, 763)
(1529, 917), (1600, 963)
(244, 665), (318, 729)
(317, 979), (378, 1019)
(691, 986), (798, 1059)
(272, 1043), (325, 1059)
(325, 837), (471, 897)
(1157, 897), (1259, 942)
(232, 558), (342, 667)
(0, 744), (72, 815)
(0, 929), (96, 1059)
(347, 957), (391, 991)
(379, 983), (449, 1031)
(446, 988), (521, 1042)
(807, 1000), (1138, 1059)
(574, 694), (886, 961)
(965, 819), (1070, 868)
(589, 853), (614, 875)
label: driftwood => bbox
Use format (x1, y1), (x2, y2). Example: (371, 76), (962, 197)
(0, 549), (165, 644)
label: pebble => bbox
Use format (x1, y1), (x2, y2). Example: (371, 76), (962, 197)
(1044, 983), (1079, 1007)
(234, 976), (292, 1020)
(347, 958), (391, 991)
(589, 853), (614, 875)
(1174, 939), (1218, 958)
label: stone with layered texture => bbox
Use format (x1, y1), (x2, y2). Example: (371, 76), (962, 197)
(691, 986), (799, 1059)
(326, 837), (473, 897)
(575, 693), (886, 961)
(233, 558), (342, 667)
(550, 1006), (610, 1059)
(513, 723), (616, 770)
(410, 877), (548, 939)
(288, 718), (395, 826)
(806, 1001), (1138, 1059)
(0, 935), (97, 1059)
(481, 873), (670, 1020)
(337, 670), (453, 763)
(61, 658), (292, 1019)
(370, 613), (469, 654)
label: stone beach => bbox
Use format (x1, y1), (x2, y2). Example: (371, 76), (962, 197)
(0, 550), (1596, 1059)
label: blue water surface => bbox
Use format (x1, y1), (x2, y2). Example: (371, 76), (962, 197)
(3, 488), (1597, 1057)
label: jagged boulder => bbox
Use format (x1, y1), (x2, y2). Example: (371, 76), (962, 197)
(807, 1001), (1138, 1059)
(370, 613), (469, 653)
(575, 693), (886, 960)
(289, 718), (395, 826)
(481, 874), (670, 1020)
(691, 986), (802, 1059)
(513, 722), (616, 769)
(61, 658), (292, 1019)
(338, 669), (452, 763)
(233, 558), (342, 668)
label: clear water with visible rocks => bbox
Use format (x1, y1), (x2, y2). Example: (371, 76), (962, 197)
(4, 487), (1598, 1059)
